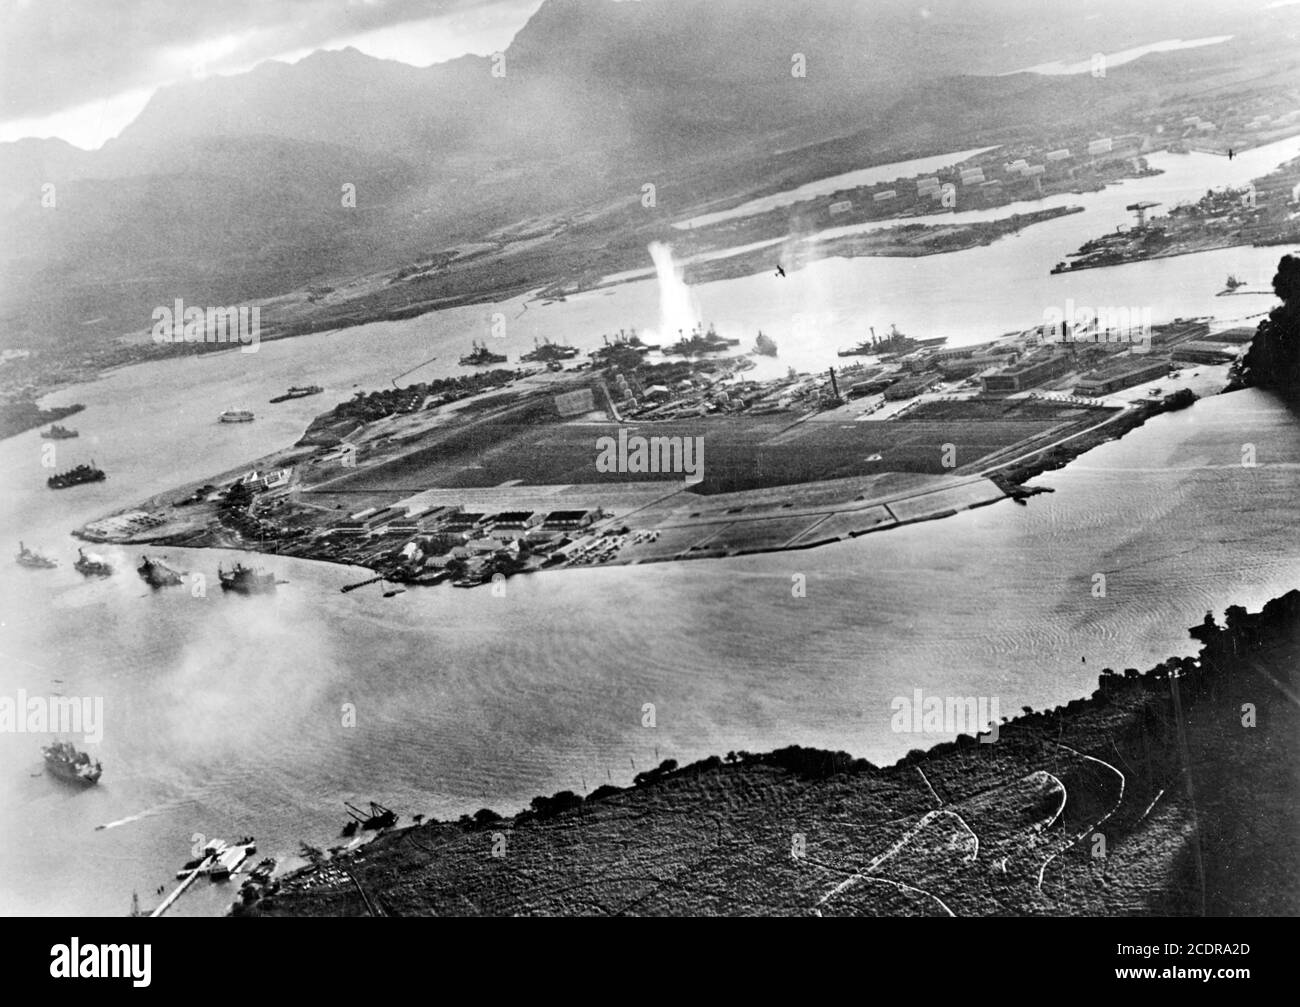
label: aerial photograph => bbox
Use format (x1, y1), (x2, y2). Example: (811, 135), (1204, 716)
(0, 0), (1296, 947)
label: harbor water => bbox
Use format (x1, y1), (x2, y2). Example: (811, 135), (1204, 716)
(1, 135), (1298, 916)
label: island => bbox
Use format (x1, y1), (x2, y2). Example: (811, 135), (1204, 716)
(74, 313), (1225, 590)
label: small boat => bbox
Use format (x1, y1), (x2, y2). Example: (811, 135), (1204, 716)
(179, 839), (228, 878)
(176, 855), (205, 878)
(74, 548), (113, 578)
(248, 857), (277, 883)
(15, 541), (57, 569)
(40, 424), (78, 439)
(218, 408), (255, 423)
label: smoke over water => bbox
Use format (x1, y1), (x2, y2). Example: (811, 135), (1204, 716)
(647, 242), (700, 341)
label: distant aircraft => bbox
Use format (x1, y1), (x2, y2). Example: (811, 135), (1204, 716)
(775, 264), (786, 278)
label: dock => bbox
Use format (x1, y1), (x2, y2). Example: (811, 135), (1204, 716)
(150, 866), (203, 917)
(149, 840), (255, 917)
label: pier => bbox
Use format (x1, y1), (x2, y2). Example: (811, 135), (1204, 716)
(149, 866), (203, 917)
(149, 841), (254, 917)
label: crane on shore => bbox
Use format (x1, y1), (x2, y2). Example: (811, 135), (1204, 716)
(1126, 201), (1160, 229)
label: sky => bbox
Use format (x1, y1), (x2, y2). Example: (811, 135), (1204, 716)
(0, 0), (1272, 150)
(0, 0), (546, 148)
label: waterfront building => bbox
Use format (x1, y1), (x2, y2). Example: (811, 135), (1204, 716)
(1210, 327), (1258, 345)
(415, 506), (463, 532)
(1073, 358), (1170, 396)
(489, 511), (544, 539)
(981, 351), (1073, 393)
(542, 509), (600, 532)
(440, 512), (488, 533)
(1171, 341), (1239, 365)
(883, 372), (942, 400)
(237, 466), (292, 492)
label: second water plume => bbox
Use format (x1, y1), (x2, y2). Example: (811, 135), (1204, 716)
(647, 242), (700, 341)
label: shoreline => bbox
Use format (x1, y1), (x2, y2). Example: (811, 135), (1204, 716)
(244, 585), (1300, 916)
(1051, 236), (1299, 276)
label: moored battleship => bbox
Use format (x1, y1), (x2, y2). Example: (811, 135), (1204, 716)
(15, 541), (58, 569)
(137, 555), (184, 588)
(42, 740), (102, 786)
(837, 339), (876, 357)
(663, 324), (739, 356)
(218, 562), (277, 594)
(841, 324), (946, 358)
(589, 329), (657, 363)
(40, 423), (78, 439)
(74, 548), (113, 577)
(459, 341), (508, 366)
(47, 461), (106, 489)
(520, 338), (580, 363)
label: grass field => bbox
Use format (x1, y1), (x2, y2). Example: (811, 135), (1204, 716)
(301, 398), (1108, 504)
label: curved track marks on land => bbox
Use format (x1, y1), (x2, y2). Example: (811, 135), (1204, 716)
(812, 807), (980, 915)
(1035, 743), (1126, 891)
